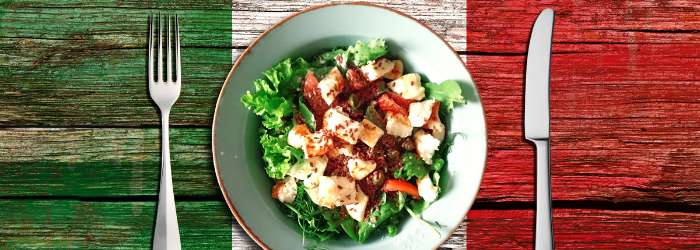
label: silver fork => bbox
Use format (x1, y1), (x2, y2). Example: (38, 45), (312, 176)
(149, 12), (181, 250)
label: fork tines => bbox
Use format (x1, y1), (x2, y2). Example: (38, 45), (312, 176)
(148, 12), (180, 85)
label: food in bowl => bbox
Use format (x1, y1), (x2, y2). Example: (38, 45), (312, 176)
(241, 38), (465, 243)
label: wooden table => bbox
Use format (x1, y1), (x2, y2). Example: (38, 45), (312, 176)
(467, 1), (700, 249)
(0, 1), (465, 249)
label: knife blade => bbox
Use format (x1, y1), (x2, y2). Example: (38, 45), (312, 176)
(524, 8), (555, 250)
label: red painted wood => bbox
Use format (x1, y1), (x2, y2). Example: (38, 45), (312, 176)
(467, 0), (700, 204)
(466, 209), (700, 249)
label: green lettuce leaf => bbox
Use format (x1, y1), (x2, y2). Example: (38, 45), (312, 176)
(259, 130), (304, 179)
(346, 38), (388, 66)
(424, 79), (466, 116)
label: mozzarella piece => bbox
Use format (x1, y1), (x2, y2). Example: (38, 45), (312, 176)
(360, 58), (395, 81)
(347, 158), (377, 180)
(271, 176), (297, 204)
(303, 131), (334, 158)
(306, 186), (321, 205)
(385, 112), (412, 138)
(287, 124), (311, 149)
(317, 176), (357, 208)
(324, 107), (363, 144)
(416, 175), (439, 202)
(288, 156), (328, 188)
(346, 188), (369, 222)
(317, 67), (346, 105)
(408, 100), (437, 127)
(413, 129), (441, 164)
(359, 119), (384, 148)
(383, 60), (403, 80)
(387, 73), (425, 100)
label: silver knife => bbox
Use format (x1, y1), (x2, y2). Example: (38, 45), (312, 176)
(525, 8), (555, 250)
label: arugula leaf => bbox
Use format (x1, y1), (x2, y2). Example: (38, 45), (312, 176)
(345, 38), (388, 67)
(259, 130), (304, 179)
(356, 192), (407, 243)
(424, 79), (466, 116)
(364, 105), (384, 130)
(394, 152), (430, 180)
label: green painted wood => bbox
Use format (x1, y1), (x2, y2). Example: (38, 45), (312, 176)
(0, 199), (232, 249)
(0, 0), (232, 126)
(0, 128), (220, 197)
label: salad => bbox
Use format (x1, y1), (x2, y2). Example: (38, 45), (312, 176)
(241, 38), (465, 243)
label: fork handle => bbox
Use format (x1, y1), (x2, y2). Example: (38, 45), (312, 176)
(153, 110), (181, 250)
(534, 140), (554, 250)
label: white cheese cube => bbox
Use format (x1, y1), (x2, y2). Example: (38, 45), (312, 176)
(414, 129), (441, 164)
(271, 176), (297, 204)
(360, 58), (395, 81)
(383, 60), (403, 80)
(408, 100), (437, 127)
(430, 121), (446, 141)
(359, 119), (384, 148)
(387, 73), (425, 100)
(385, 112), (412, 138)
(327, 143), (354, 159)
(287, 124), (311, 149)
(317, 67), (346, 105)
(416, 175), (439, 202)
(306, 186), (321, 205)
(288, 156), (328, 188)
(346, 188), (369, 222)
(347, 158), (377, 180)
(324, 107), (363, 144)
(317, 176), (357, 208)
(303, 131), (334, 158)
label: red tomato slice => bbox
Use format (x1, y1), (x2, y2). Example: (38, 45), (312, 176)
(382, 179), (420, 199)
(377, 93), (409, 116)
(384, 92), (415, 111)
(304, 71), (319, 92)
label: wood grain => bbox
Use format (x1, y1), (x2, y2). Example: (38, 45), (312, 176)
(467, 209), (700, 249)
(0, 200), (232, 249)
(468, 0), (700, 204)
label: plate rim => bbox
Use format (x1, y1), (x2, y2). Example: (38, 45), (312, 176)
(212, 2), (488, 249)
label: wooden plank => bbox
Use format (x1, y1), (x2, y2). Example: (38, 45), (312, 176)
(0, 199), (232, 249)
(230, 0), (466, 51)
(0, 128), (219, 197)
(467, 1), (700, 204)
(467, 208), (700, 249)
(0, 2), (233, 126)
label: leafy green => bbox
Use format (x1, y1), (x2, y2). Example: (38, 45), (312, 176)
(424, 79), (466, 116)
(260, 129), (304, 179)
(310, 38), (388, 69)
(299, 96), (316, 132)
(394, 152), (430, 180)
(357, 192), (407, 243)
(364, 105), (384, 130)
(281, 185), (343, 242)
(346, 38), (388, 66)
(242, 58), (311, 134)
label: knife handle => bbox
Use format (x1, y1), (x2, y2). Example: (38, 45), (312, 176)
(534, 139), (554, 250)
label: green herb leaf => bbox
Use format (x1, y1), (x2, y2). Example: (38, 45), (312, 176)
(424, 79), (466, 116)
(299, 96), (316, 132)
(281, 185), (343, 243)
(394, 152), (430, 180)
